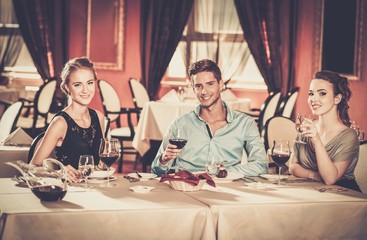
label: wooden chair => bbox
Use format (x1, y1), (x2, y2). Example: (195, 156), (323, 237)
(17, 80), (57, 137)
(27, 131), (56, 163)
(279, 87), (300, 118)
(247, 91), (282, 137)
(0, 101), (23, 143)
(97, 79), (140, 173)
(355, 140), (367, 193)
(128, 78), (150, 118)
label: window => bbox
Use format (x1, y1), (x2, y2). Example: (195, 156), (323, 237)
(0, 0), (40, 83)
(165, 0), (266, 90)
(4, 43), (40, 81)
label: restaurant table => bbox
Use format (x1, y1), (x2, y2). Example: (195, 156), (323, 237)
(0, 145), (29, 178)
(1, 176), (366, 240)
(186, 178), (367, 240)
(132, 99), (251, 157)
(0, 177), (215, 240)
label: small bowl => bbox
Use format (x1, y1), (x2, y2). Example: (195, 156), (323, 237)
(129, 185), (155, 193)
(90, 167), (115, 179)
(127, 172), (157, 181)
(169, 180), (206, 192)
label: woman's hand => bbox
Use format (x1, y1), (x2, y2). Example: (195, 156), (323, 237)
(308, 171), (322, 182)
(65, 165), (81, 183)
(301, 118), (320, 142)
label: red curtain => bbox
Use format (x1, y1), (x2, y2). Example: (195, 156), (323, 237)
(12, 0), (67, 81)
(234, 0), (298, 94)
(140, 0), (194, 99)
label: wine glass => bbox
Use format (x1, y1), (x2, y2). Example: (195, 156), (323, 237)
(269, 140), (291, 185)
(294, 113), (307, 144)
(168, 128), (187, 172)
(205, 153), (220, 177)
(78, 155), (94, 188)
(98, 138), (121, 187)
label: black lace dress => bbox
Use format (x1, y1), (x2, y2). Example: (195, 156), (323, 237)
(54, 109), (102, 169)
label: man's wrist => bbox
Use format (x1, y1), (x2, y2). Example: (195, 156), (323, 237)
(159, 155), (169, 168)
(160, 155), (168, 165)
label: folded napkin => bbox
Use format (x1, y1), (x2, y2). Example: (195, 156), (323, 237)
(160, 170), (216, 187)
(3, 127), (33, 146)
(160, 89), (180, 102)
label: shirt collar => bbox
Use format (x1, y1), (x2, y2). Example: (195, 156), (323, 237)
(194, 101), (234, 123)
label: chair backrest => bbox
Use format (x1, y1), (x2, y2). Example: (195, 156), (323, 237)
(0, 101), (23, 142)
(258, 91), (282, 135)
(97, 80), (121, 123)
(27, 131), (56, 163)
(280, 87), (300, 118)
(35, 80), (57, 116)
(355, 140), (367, 193)
(264, 116), (297, 151)
(104, 117), (110, 138)
(128, 78), (150, 109)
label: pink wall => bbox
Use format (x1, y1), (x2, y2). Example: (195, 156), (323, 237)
(67, 0), (366, 133)
(68, 0), (142, 114)
(295, 0), (367, 132)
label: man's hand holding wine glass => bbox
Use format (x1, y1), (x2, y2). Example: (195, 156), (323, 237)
(160, 128), (187, 172)
(161, 144), (182, 164)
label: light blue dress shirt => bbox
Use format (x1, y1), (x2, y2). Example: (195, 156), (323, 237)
(151, 101), (268, 177)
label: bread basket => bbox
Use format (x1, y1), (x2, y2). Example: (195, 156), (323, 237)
(168, 179), (206, 192)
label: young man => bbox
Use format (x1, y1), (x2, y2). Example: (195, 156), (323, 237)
(151, 59), (267, 176)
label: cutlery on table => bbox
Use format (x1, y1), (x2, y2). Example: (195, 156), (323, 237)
(136, 171), (142, 178)
(316, 187), (348, 192)
(123, 175), (140, 182)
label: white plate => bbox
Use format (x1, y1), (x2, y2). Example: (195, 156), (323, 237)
(213, 172), (243, 183)
(127, 173), (157, 181)
(259, 174), (289, 181)
(87, 176), (117, 184)
(89, 167), (116, 179)
(129, 185), (155, 193)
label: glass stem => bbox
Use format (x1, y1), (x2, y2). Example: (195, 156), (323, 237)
(107, 167), (110, 187)
(278, 167), (282, 185)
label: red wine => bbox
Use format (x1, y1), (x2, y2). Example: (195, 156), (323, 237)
(31, 185), (67, 201)
(169, 138), (187, 149)
(271, 154), (290, 166)
(100, 154), (119, 167)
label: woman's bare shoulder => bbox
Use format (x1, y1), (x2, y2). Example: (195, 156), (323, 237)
(47, 115), (68, 133)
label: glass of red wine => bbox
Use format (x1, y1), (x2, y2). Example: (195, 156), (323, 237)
(269, 140), (291, 185)
(168, 128), (187, 172)
(98, 138), (121, 187)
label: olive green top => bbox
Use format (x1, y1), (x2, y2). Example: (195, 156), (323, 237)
(294, 128), (359, 180)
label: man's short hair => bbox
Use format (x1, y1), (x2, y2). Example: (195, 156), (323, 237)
(188, 59), (222, 82)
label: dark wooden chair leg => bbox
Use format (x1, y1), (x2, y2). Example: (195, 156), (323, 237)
(118, 141), (124, 173)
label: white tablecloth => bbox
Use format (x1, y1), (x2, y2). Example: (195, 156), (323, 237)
(187, 179), (367, 239)
(0, 145), (29, 177)
(132, 99), (251, 156)
(1, 177), (366, 239)
(0, 178), (214, 240)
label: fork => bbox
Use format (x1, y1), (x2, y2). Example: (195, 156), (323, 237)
(136, 171), (143, 178)
(317, 187), (348, 192)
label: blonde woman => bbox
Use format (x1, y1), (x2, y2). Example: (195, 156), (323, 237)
(31, 57), (105, 183)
